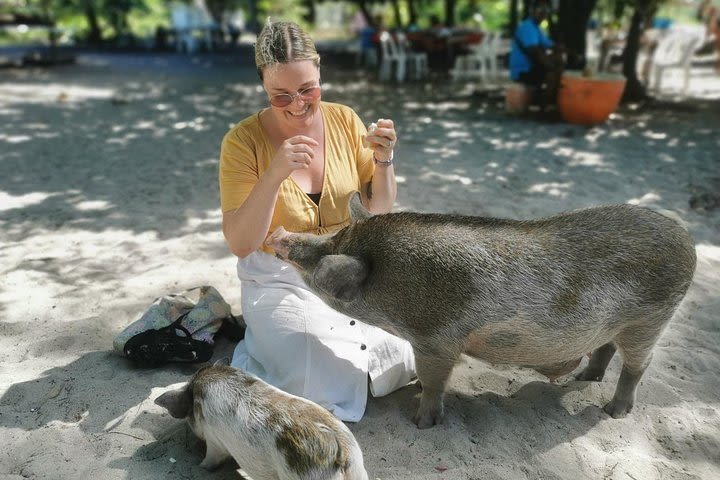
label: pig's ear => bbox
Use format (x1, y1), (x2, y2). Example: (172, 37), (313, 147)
(155, 387), (192, 419)
(213, 358), (231, 367)
(313, 254), (368, 302)
(349, 191), (373, 222)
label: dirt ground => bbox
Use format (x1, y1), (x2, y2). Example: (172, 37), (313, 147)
(1, 50), (719, 479)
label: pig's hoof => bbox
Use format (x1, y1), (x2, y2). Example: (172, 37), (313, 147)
(199, 460), (222, 471)
(576, 368), (605, 382)
(603, 399), (633, 418)
(412, 410), (443, 429)
(199, 455), (229, 471)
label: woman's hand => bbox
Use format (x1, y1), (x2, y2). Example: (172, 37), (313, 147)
(364, 118), (396, 163)
(267, 135), (319, 181)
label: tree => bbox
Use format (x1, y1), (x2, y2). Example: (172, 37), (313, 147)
(555, 0), (597, 70)
(444, 0), (456, 26)
(619, 0), (658, 101)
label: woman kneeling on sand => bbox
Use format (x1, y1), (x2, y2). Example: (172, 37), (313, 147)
(218, 20), (416, 422)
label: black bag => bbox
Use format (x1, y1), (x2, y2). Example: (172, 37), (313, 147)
(122, 311), (216, 366)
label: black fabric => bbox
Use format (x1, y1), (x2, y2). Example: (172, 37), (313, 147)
(307, 192), (322, 206)
(517, 64), (547, 87)
(122, 311), (214, 366)
(218, 314), (246, 342)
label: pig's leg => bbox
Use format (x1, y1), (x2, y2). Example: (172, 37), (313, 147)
(576, 342), (617, 381)
(604, 324), (663, 418)
(412, 348), (460, 429)
(199, 437), (231, 470)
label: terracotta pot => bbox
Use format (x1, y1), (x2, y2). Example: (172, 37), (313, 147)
(505, 83), (533, 114)
(557, 72), (626, 126)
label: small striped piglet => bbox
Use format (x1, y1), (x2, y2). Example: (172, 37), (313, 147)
(155, 364), (368, 480)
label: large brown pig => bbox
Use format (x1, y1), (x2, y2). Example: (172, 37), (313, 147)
(266, 194), (696, 429)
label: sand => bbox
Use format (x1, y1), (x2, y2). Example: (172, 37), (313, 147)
(1, 50), (719, 480)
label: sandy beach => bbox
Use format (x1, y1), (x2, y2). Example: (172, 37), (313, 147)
(1, 50), (719, 479)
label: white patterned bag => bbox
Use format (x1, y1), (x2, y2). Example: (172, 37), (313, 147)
(113, 286), (240, 366)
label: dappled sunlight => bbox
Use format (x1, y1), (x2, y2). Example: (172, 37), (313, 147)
(535, 138), (563, 149)
(421, 145), (461, 160)
(172, 117), (210, 131)
(0, 83), (115, 104)
(608, 129), (631, 138)
(74, 200), (112, 212)
(657, 152), (677, 163)
(553, 147), (611, 169)
(487, 137), (530, 151)
(403, 100), (472, 111)
(0, 191), (55, 211)
(527, 182), (574, 198)
(1, 134), (32, 143)
(419, 170), (473, 186)
(628, 192), (663, 206)
(697, 243), (720, 262)
(642, 130), (668, 140)
(106, 132), (141, 145)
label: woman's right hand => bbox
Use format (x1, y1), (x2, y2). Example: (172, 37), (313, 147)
(267, 135), (319, 181)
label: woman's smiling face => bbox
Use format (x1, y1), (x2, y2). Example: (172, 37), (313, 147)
(263, 60), (321, 129)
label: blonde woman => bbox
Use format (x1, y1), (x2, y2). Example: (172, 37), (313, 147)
(219, 20), (415, 422)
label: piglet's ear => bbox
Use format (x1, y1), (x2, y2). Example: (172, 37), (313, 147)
(313, 254), (368, 302)
(349, 191), (373, 222)
(155, 388), (192, 419)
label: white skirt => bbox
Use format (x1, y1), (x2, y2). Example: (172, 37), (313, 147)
(231, 251), (416, 422)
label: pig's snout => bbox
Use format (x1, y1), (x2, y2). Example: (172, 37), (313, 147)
(265, 226), (291, 259)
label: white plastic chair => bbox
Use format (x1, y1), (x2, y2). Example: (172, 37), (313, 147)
(651, 32), (701, 94)
(450, 32), (499, 83)
(379, 31), (406, 82)
(450, 42), (487, 81)
(585, 30), (601, 70)
(482, 31), (502, 80)
(170, 2), (214, 53)
(396, 31), (429, 80)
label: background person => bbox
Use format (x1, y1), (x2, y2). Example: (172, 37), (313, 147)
(509, 0), (565, 113)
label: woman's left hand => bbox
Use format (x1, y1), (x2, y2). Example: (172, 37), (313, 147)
(364, 118), (396, 163)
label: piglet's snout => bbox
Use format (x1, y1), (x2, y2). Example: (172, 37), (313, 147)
(265, 226), (291, 258)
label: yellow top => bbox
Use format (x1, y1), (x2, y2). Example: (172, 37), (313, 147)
(219, 102), (375, 253)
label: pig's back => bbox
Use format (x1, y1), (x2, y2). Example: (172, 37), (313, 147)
(350, 205), (695, 330)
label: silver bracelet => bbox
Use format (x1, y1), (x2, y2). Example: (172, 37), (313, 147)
(373, 152), (393, 167)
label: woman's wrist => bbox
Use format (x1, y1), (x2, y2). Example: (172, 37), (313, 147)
(373, 150), (394, 166)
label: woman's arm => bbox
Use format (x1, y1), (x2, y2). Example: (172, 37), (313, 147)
(363, 118), (397, 214)
(222, 169), (284, 258)
(222, 135), (318, 258)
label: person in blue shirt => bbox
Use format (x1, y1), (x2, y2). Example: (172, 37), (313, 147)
(509, 0), (564, 113)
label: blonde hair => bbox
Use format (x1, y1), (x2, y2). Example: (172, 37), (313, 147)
(255, 20), (321, 79)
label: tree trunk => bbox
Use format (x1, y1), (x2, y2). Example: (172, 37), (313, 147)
(355, 0), (371, 25)
(82, 0), (102, 43)
(621, 5), (649, 101)
(390, 0), (403, 27)
(247, 0), (260, 34)
(408, 0), (418, 26)
(509, 0), (519, 36)
(555, 0), (597, 70)
(303, 0), (315, 25)
(444, 0), (456, 27)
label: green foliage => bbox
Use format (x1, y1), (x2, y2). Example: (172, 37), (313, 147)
(258, 0), (309, 28)
(476, 0), (510, 31)
(6, 0), (697, 46)
(127, 0), (169, 36)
